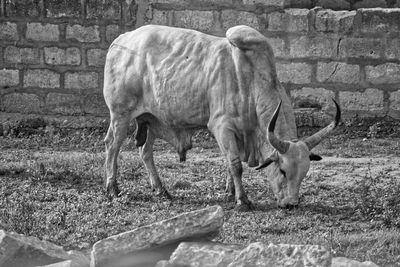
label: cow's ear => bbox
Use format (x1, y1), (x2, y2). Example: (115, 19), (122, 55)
(309, 153), (322, 161)
(256, 153), (278, 170)
(256, 158), (273, 170)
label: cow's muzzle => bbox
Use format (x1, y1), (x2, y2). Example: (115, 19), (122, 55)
(277, 197), (299, 209)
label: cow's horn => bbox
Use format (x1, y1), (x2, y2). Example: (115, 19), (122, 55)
(304, 99), (341, 150)
(268, 101), (290, 154)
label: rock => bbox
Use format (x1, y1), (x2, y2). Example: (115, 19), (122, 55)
(294, 108), (332, 127)
(36, 260), (73, 267)
(90, 205), (224, 267)
(0, 230), (89, 267)
(157, 241), (332, 267)
(332, 257), (379, 267)
(154, 260), (182, 267)
(353, 0), (387, 9)
(166, 242), (243, 267)
(228, 242), (331, 267)
(315, 0), (351, 10)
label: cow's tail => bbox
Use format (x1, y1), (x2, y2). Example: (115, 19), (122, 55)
(226, 25), (270, 51)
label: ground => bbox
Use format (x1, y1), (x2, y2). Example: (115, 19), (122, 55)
(0, 117), (400, 266)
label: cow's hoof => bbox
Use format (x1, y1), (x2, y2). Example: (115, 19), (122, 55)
(155, 188), (172, 200)
(179, 152), (186, 162)
(106, 183), (121, 199)
(234, 200), (255, 212)
(134, 140), (144, 148)
(225, 193), (235, 203)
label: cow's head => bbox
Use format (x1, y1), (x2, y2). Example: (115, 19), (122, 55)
(256, 100), (341, 208)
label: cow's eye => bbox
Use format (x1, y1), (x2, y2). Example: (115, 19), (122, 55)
(280, 169), (286, 176)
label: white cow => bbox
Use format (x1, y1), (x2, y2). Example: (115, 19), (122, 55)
(103, 25), (340, 210)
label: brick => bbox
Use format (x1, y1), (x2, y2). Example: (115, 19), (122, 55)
(359, 8), (400, 33)
(26, 23), (59, 42)
(4, 46), (40, 64)
(289, 36), (308, 58)
(315, 10), (355, 32)
(87, 49), (107, 67)
(268, 9), (309, 32)
(291, 87), (335, 110)
(309, 37), (339, 58)
(24, 69), (60, 88)
(389, 90), (400, 112)
(339, 89), (384, 112)
(106, 25), (121, 43)
(0, 93), (41, 113)
(386, 39), (400, 60)
(353, 0), (387, 8)
(317, 62), (360, 84)
(151, 0), (234, 6)
(44, 47), (81, 65)
(267, 37), (285, 57)
(315, 0), (350, 10)
(150, 9), (170, 25)
(0, 22), (18, 41)
(46, 0), (81, 18)
(276, 62), (312, 84)
(122, 0), (137, 27)
(5, 0), (41, 17)
(66, 25), (100, 43)
(87, 0), (121, 20)
(173, 10), (215, 33)
(46, 93), (83, 115)
(289, 36), (338, 58)
(242, 0), (285, 7)
(0, 69), (19, 87)
(65, 72), (99, 90)
(284, 0), (312, 8)
(365, 63), (400, 84)
(338, 38), (383, 59)
(84, 94), (109, 114)
(222, 10), (262, 32)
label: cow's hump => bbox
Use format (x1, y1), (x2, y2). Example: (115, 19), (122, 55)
(226, 25), (269, 51)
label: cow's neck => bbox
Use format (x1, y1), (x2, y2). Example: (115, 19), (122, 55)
(230, 46), (297, 163)
(254, 83), (297, 160)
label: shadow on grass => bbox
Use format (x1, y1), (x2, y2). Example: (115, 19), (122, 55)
(299, 203), (356, 217)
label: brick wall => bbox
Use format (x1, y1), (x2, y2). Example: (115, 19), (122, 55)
(0, 0), (400, 125)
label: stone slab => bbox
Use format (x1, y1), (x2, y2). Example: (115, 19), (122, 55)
(90, 205), (224, 267)
(0, 230), (89, 267)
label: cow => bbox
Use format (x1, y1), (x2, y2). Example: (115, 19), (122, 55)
(103, 24), (340, 211)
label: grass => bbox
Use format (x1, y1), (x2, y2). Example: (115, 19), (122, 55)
(1, 123), (400, 266)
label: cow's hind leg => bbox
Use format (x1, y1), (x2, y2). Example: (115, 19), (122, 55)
(134, 120), (148, 147)
(105, 114), (129, 198)
(138, 129), (171, 199)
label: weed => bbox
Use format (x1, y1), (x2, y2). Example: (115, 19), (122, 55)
(353, 162), (400, 227)
(0, 192), (41, 236)
(1, 126), (400, 265)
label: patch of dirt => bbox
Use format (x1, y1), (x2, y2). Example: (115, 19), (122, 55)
(1, 121), (400, 266)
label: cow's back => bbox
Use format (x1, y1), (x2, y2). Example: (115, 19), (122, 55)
(105, 25), (233, 128)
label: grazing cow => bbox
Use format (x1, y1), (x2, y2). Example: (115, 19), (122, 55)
(103, 25), (340, 211)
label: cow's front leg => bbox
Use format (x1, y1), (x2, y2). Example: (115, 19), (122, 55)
(212, 125), (254, 211)
(225, 166), (235, 202)
(138, 129), (171, 199)
(105, 115), (129, 198)
(228, 157), (254, 211)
